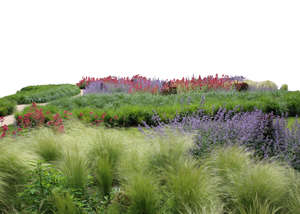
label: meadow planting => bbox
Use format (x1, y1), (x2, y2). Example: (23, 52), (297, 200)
(0, 74), (300, 213)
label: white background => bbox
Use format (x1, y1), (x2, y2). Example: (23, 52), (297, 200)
(0, 0), (299, 97)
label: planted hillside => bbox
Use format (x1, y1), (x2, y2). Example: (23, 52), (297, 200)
(1, 74), (300, 213)
(17, 90), (299, 127)
(0, 84), (80, 116)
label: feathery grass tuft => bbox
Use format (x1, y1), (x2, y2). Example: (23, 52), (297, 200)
(60, 148), (89, 190)
(0, 149), (30, 209)
(164, 160), (222, 214)
(125, 172), (161, 214)
(34, 129), (63, 162)
(52, 189), (81, 214)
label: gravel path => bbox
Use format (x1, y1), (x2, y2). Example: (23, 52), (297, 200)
(1, 90), (83, 126)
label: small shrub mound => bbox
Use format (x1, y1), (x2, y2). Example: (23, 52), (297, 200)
(280, 84), (288, 91)
(234, 82), (249, 91)
(0, 99), (15, 116)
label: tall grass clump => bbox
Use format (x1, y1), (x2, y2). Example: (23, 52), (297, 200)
(229, 163), (288, 213)
(0, 149), (30, 210)
(88, 132), (123, 197)
(95, 158), (114, 198)
(52, 189), (81, 214)
(163, 160), (222, 214)
(205, 146), (299, 214)
(284, 170), (300, 214)
(34, 129), (63, 162)
(144, 133), (190, 177)
(124, 172), (161, 214)
(60, 148), (89, 190)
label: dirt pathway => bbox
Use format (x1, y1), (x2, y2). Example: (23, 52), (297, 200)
(1, 90), (83, 126)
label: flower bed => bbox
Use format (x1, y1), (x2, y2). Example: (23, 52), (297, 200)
(77, 74), (234, 94)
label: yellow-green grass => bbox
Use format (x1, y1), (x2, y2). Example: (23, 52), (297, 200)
(287, 117), (300, 128)
(0, 121), (300, 213)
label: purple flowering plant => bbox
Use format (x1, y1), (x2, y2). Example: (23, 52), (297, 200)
(140, 107), (300, 170)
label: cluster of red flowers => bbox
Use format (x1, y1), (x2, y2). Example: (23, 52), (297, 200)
(0, 116), (22, 138)
(0, 103), (122, 139)
(17, 103), (45, 128)
(80, 111), (119, 126)
(16, 103), (70, 133)
(77, 74), (233, 94)
(168, 74), (233, 91)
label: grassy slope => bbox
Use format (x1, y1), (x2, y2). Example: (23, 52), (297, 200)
(0, 84), (80, 116)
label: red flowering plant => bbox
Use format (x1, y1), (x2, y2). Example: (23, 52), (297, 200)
(78, 74), (234, 95)
(16, 103), (45, 128)
(0, 124), (8, 138)
(79, 111), (120, 127)
(0, 116), (23, 139)
(16, 103), (66, 134)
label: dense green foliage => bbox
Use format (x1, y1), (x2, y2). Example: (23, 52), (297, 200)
(0, 84), (80, 116)
(0, 98), (16, 116)
(280, 84), (288, 91)
(16, 90), (300, 127)
(6, 84), (80, 104)
(50, 90), (300, 115)
(0, 123), (299, 213)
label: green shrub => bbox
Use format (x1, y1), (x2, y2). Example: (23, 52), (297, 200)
(18, 162), (65, 213)
(0, 98), (16, 116)
(258, 80), (278, 90)
(280, 84), (288, 91)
